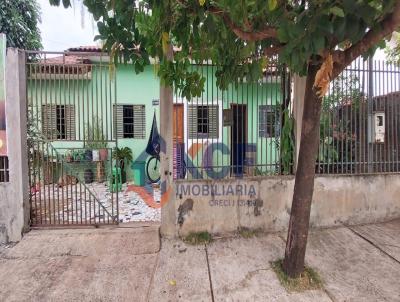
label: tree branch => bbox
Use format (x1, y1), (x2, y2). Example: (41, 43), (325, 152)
(332, 1), (400, 79)
(208, 6), (278, 41)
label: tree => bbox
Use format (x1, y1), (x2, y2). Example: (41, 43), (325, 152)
(51, 0), (400, 277)
(0, 0), (42, 50)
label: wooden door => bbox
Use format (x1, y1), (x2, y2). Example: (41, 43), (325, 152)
(173, 104), (184, 143)
(173, 104), (185, 179)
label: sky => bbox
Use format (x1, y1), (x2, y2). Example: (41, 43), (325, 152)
(38, 0), (97, 52)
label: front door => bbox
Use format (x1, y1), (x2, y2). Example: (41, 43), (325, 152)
(231, 104), (247, 175)
(173, 104), (185, 179)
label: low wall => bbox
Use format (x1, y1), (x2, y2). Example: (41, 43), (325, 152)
(161, 174), (400, 237)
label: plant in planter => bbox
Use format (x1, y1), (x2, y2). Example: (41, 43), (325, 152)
(112, 147), (133, 184)
(85, 118), (108, 182)
(85, 118), (108, 161)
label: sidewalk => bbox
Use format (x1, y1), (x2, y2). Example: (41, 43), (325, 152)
(1, 220), (400, 301)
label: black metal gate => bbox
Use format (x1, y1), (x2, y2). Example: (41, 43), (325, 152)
(26, 51), (118, 226)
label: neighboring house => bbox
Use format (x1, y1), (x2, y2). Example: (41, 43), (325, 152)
(27, 46), (284, 182)
(318, 91), (400, 174)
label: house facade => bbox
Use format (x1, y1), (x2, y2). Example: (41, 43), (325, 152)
(27, 47), (284, 182)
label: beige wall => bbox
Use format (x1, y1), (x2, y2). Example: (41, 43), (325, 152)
(161, 174), (400, 237)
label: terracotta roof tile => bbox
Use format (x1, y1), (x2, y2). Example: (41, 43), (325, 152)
(38, 55), (92, 74)
(67, 46), (103, 53)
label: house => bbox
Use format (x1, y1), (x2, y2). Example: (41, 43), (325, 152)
(27, 46), (285, 183)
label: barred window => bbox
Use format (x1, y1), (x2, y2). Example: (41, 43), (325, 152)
(0, 156), (9, 182)
(188, 105), (218, 139)
(42, 104), (75, 140)
(259, 105), (279, 138)
(114, 105), (146, 139)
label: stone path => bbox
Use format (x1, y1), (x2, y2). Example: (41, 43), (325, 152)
(32, 182), (161, 224)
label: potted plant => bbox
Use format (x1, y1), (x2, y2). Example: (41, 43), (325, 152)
(112, 147), (133, 183)
(85, 118), (108, 161)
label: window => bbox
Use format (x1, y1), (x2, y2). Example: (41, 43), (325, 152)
(0, 156), (9, 182)
(188, 105), (218, 139)
(197, 106), (209, 134)
(123, 106), (135, 138)
(42, 105), (75, 140)
(56, 105), (66, 139)
(259, 105), (279, 138)
(114, 105), (146, 139)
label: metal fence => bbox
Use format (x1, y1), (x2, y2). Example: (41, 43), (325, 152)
(173, 63), (292, 180)
(26, 51), (118, 226)
(317, 57), (400, 174)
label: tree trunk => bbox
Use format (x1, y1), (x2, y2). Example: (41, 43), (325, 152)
(283, 64), (323, 278)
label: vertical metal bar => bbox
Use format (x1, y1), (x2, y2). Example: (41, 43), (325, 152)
(367, 57), (374, 173)
(380, 60), (385, 172)
(395, 62), (398, 172)
(256, 70), (259, 175)
(389, 61), (394, 172)
(361, 59), (366, 173)
(114, 65), (119, 221)
(354, 59), (359, 173)
(34, 63), (40, 225)
(103, 63), (108, 140)
(31, 63), (38, 224)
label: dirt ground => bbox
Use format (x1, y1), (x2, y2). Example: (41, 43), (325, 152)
(1, 220), (400, 301)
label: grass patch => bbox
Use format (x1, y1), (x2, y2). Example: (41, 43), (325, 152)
(237, 227), (261, 238)
(271, 259), (323, 292)
(183, 231), (212, 245)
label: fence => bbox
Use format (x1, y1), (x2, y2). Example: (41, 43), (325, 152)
(173, 63), (292, 180)
(26, 51), (118, 226)
(317, 57), (400, 174)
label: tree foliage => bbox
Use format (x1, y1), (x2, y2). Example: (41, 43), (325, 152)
(50, 0), (399, 99)
(385, 32), (400, 64)
(0, 0), (42, 50)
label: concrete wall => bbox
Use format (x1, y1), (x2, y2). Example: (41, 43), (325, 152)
(0, 49), (29, 243)
(162, 174), (400, 237)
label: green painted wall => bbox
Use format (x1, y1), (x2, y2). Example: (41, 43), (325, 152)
(183, 65), (282, 179)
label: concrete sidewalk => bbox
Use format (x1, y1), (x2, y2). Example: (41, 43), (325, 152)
(1, 220), (400, 302)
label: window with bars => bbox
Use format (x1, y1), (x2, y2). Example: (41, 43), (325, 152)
(188, 105), (219, 139)
(0, 156), (9, 182)
(42, 104), (75, 140)
(56, 105), (66, 139)
(259, 105), (279, 138)
(197, 106), (209, 134)
(114, 105), (146, 139)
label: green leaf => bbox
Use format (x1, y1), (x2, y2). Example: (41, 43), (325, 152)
(312, 35), (325, 53)
(330, 6), (344, 18)
(277, 26), (289, 43)
(268, 0), (277, 11)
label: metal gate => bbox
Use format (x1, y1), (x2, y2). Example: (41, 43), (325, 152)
(26, 51), (118, 226)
